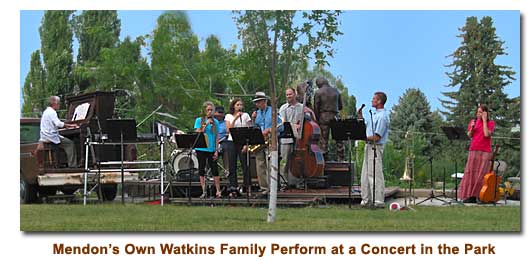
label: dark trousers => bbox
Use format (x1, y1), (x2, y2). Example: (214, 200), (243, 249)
(196, 150), (218, 177)
(227, 141), (250, 190)
(319, 112), (345, 161)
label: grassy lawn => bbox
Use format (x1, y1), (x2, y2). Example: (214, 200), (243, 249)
(20, 204), (520, 232)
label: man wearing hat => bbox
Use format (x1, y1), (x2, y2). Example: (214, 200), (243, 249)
(251, 91), (282, 195)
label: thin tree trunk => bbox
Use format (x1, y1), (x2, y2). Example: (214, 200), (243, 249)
(267, 12), (280, 223)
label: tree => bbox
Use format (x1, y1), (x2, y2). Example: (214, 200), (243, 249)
(97, 36), (151, 119)
(39, 10), (75, 99)
(74, 10), (121, 65)
(234, 10), (343, 223)
(441, 16), (519, 176)
(390, 88), (434, 155)
(150, 11), (203, 128)
(73, 11), (121, 91)
(441, 16), (516, 127)
(22, 50), (47, 115)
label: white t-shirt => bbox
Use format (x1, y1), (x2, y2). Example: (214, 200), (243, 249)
(39, 107), (65, 144)
(225, 112), (252, 141)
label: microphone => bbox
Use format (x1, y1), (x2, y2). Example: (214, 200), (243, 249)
(358, 104), (366, 112)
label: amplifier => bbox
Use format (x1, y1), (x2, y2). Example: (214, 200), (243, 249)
(325, 161), (354, 186)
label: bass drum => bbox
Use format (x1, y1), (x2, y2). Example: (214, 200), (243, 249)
(171, 150), (199, 182)
(171, 149), (198, 173)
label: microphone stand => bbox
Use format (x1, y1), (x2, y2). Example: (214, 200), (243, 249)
(368, 109), (377, 208)
(187, 132), (202, 204)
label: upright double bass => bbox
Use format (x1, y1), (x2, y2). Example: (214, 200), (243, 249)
(289, 82), (325, 178)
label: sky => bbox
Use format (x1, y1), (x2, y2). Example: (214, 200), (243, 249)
(20, 10), (520, 113)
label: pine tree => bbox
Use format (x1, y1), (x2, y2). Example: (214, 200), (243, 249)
(22, 50), (47, 115)
(39, 11), (74, 98)
(390, 88), (435, 156)
(441, 16), (516, 128)
(441, 16), (518, 176)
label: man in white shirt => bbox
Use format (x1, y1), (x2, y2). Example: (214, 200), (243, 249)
(279, 87), (304, 187)
(39, 96), (78, 167)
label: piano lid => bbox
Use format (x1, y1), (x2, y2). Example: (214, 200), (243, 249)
(64, 91), (116, 123)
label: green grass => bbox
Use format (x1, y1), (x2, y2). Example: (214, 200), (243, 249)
(20, 204), (520, 232)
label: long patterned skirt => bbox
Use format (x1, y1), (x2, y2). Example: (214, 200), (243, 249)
(458, 150), (492, 200)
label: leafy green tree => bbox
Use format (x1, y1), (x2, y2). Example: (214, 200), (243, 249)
(73, 11), (121, 91)
(150, 11), (203, 128)
(97, 36), (151, 119)
(74, 10), (121, 64)
(39, 10), (75, 99)
(234, 10), (343, 222)
(22, 50), (47, 115)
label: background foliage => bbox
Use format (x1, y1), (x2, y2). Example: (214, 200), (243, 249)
(21, 11), (520, 185)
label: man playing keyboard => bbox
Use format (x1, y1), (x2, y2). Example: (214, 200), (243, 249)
(40, 96), (79, 167)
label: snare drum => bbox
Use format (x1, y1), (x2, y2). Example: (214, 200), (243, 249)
(171, 149), (198, 174)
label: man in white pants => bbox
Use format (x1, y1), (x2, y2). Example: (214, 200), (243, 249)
(39, 96), (79, 167)
(358, 92), (390, 208)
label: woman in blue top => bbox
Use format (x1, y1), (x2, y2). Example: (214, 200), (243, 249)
(194, 101), (221, 198)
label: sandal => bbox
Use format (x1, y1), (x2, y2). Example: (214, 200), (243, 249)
(199, 192), (207, 199)
(215, 191), (222, 198)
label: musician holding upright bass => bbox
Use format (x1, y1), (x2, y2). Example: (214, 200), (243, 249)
(279, 87), (304, 188)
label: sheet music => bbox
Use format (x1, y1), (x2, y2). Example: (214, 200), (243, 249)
(72, 102), (90, 121)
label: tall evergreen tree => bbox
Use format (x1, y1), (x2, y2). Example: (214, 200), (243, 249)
(441, 16), (518, 176)
(39, 11), (75, 98)
(22, 50), (47, 114)
(441, 16), (516, 128)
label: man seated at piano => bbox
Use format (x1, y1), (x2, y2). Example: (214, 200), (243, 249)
(39, 96), (79, 168)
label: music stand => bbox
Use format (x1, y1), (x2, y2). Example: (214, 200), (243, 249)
(230, 127), (265, 201)
(416, 156), (449, 205)
(278, 122), (294, 189)
(331, 118), (366, 208)
(107, 119), (137, 204)
(174, 133), (207, 204)
(441, 126), (469, 204)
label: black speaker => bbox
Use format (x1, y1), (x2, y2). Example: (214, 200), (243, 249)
(325, 161), (354, 186)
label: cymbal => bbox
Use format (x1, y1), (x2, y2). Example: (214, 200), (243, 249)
(155, 112), (178, 120)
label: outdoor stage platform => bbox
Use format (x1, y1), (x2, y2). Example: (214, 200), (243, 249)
(165, 186), (400, 207)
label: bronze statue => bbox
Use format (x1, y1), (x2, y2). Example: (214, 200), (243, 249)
(314, 77), (345, 161)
